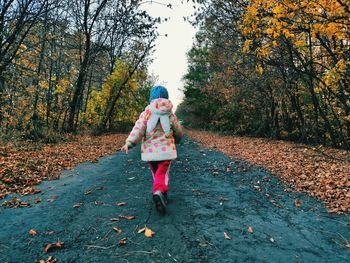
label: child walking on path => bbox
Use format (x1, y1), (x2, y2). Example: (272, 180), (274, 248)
(121, 86), (184, 213)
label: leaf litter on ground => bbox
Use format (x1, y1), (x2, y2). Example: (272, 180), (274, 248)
(188, 130), (350, 214)
(0, 134), (126, 200)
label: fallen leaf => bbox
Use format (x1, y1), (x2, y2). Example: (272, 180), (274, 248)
(120, 215), (135, 220)
(47, 256), (58, 263)
(294, 199), (302, 208)
(138, 226), (155, 238)
(44, 242), (64, 253)
(73, 203), (82, 208)
(34, 197), (41, 204)
(49, 256), (58, 263)
(113, 227), (123, 234)
(224, 232), (231, 240)
(84, 190), (93, 195)
(43, 243), (52, 253)
(34, 189), (41, 194)
(2, 198), (31, 208)
(253, 185), (261, 191)
(137, 227), (146, 234)
(20, 201), (30, 207)
(39, 256), (58, 263)
(248, 227), (254, 233)
(29, 229), (37, 236)
(117, 202), (127, 206)
(118, 237), (127, 246)
(144, 227), (155, 238)
(55, 242), (63, 248)
(47, 196), (58, 203)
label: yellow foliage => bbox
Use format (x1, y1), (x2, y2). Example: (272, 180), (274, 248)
(83, 58), (146, 126)
(294, 40), (305, 47)
(255, 44), (271, 58)
(243, 40), (253, 53)
(266, 28), (274, 36)
(256, 65), (264, 75)
(39, 80), (49, 90)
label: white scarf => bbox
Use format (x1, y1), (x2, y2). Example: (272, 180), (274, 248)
(146, 98), (173, 136)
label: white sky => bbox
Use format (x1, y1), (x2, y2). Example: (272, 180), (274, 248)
(141, 0), (197, 110)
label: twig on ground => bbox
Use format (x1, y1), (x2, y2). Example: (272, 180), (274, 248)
(85, 244), (117, 250)
(102, 229), (112, 241)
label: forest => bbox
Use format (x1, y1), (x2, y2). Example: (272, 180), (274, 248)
(1, 2), (349, 260)
(0, 0), (159, 141)
(178, 0), (350, 149)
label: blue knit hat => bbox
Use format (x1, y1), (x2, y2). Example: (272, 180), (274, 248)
(149, 85), (169, 103)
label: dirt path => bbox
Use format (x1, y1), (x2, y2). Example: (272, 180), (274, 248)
(0, 137), (349, 262)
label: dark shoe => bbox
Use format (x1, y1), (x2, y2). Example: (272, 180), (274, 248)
(153, 190), (166, 213)
(163, 192), (168, 204)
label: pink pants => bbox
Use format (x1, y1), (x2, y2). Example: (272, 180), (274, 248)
(148, 160), (171, 194)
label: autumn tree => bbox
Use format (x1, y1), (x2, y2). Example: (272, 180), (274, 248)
(0, 0), (159, 139)
(0, 0), (51, 122)
(183, 0), (350, 148)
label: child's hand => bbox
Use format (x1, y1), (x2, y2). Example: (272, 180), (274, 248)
(121, 144), (129, 154)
